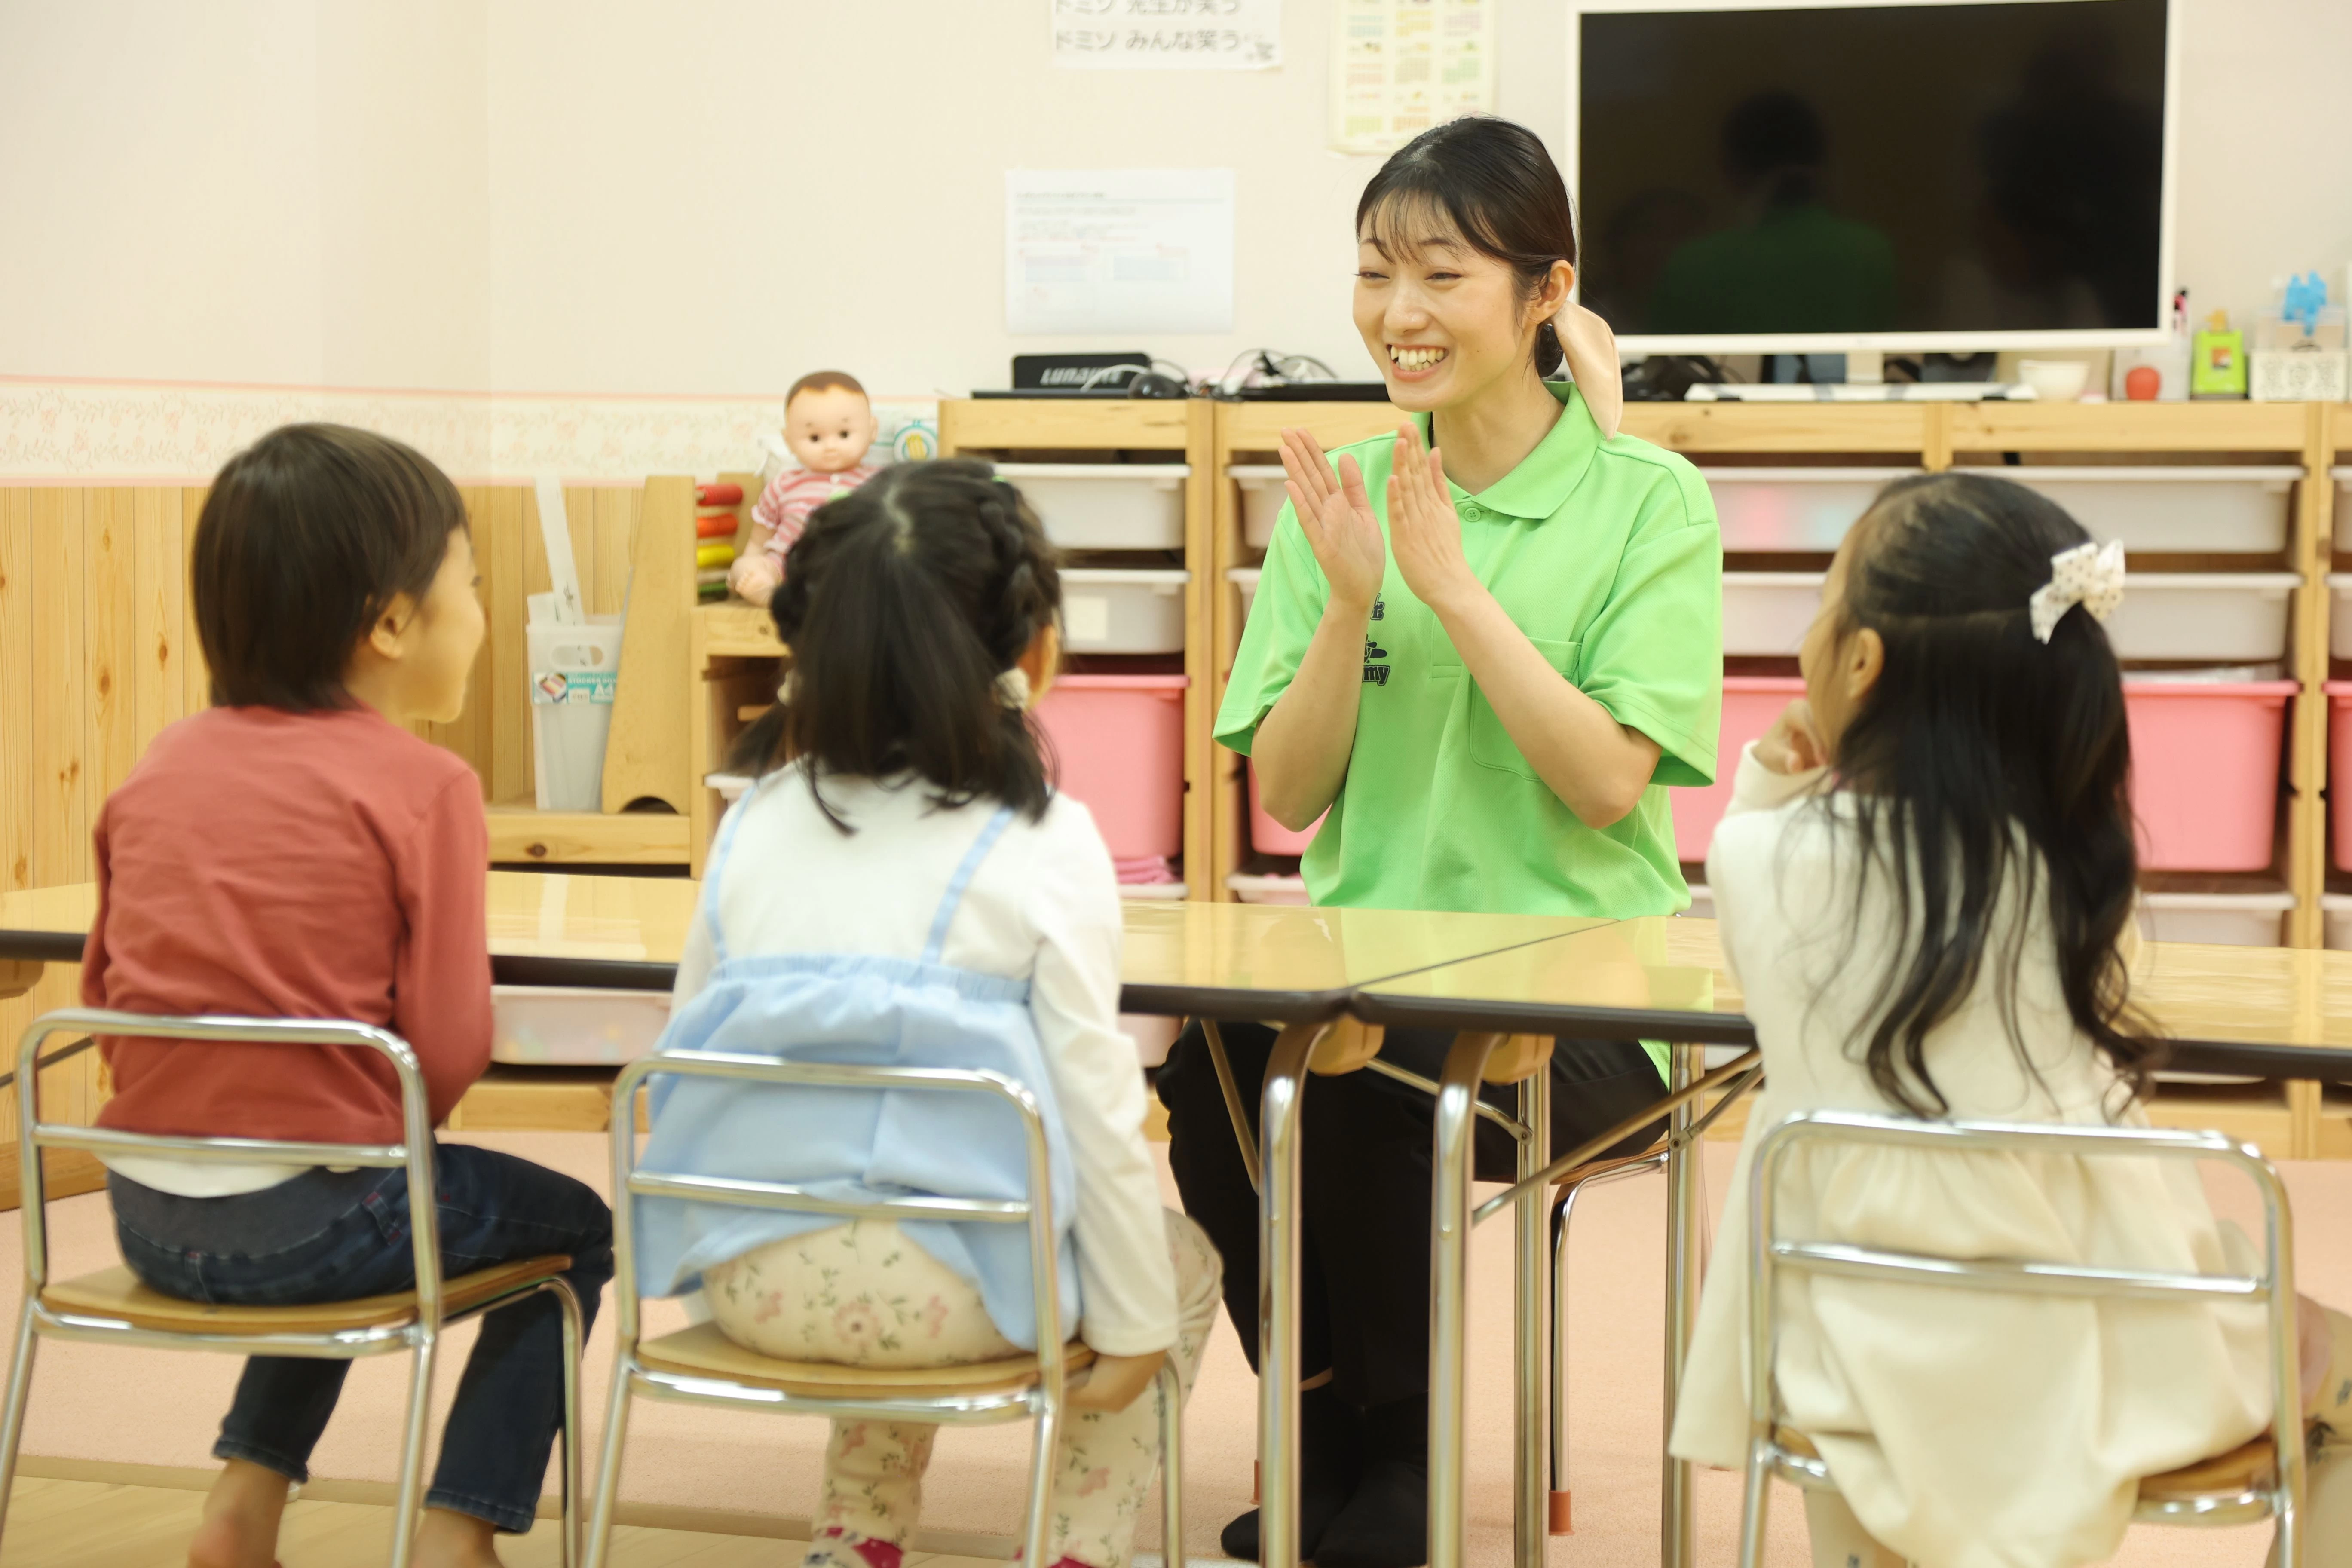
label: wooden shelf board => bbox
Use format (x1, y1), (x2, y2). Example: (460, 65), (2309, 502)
(448, 1066), (631, 1133)
(699, 602), (786, 659)
(940, 399), (1194, 451)
(1620, 402), (1931, 453)
(1948, 401), (2312, 453)
(485, 808), (688, 866)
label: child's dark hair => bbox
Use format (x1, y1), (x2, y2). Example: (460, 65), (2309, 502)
(732, 459), (1061, 827)
(191, 423), (469, 710)
(1824, 471), (2160, 1115)
(1356, 116), (1578, 375)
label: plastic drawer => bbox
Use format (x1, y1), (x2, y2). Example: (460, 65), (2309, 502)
(2327, 576), (2352, 660)
(1232, 566), (1260, 623)
(1061, 568), (1189, 653)
(1228, 871), (1311, 905)
(2335, 467), (2352, 552)
(1706, 467), (1920, 551)
(1669, 676), (1805, 862)
(1232, 465), (1286, 550)
(2328, 683), (2352, 870)
(1722, 573), (1824, 655)
(1952, 466), (2298, 553)
(2137, 893), (2291, 948)
(491, 985), (671, 1066)
(1032, 674), (1187, 861)
(2327, 893), (2352, 952)
(2124, 679), (2294, 871)
(994, 463), (1190, 551)
(2104, 574), (2297, 662)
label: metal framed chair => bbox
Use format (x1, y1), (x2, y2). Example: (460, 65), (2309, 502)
(0, 1008), (585, 1568)
(587, 1047), (1184, 1568)
(1738, 1109), (2312, 1568)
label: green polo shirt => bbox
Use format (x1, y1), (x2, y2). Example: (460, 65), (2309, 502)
(1217, 382), (1721, 920)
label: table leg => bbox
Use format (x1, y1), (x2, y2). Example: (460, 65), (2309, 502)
(1514, 1063), (1550, 1568)
(1429, 1031), (1499, 1568)
(1661, 1041), (1702, 1568)
(1258, 1020), (1327, 1568)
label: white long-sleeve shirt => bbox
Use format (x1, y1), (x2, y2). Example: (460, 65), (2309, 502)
(1670, 743), (2272, 1568)
(670, 765), (1179, 1356)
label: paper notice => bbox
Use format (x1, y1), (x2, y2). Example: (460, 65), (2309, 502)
(1329, 0), (1493, 156)
(1006, 169), (1237, 335)
(1053, 0), (1282, 69)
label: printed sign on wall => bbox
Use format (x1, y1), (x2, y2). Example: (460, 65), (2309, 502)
(1053, 0), (1282, 70)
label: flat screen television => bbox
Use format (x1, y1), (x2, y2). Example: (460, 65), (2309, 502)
(1570, 0), (2177, 353)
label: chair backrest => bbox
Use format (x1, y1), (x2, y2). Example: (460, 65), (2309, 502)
(609, 1048), (1070, 1387)
(1745, 1109), (2304, 1519)
(14, 1008), (445, 1318)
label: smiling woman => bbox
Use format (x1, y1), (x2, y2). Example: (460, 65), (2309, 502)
(1155, 116), (1726, 1568)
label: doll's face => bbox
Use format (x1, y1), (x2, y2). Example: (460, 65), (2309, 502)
(786, 386), (879, 474)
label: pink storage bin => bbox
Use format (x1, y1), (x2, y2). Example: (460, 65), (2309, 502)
(1033, 674), (1188, 861)
(1670, 676), (1805, 863)
(2126, 680), (2294, 872)
(2330, 683), (2352, 871)
(1248, 764), (1326, 856)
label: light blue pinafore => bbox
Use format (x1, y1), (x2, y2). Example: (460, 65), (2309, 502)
(631, 781), (1081, 1349)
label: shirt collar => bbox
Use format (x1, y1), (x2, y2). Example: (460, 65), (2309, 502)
(1412, 380), (1602, 522)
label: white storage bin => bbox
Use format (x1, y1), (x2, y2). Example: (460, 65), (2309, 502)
(491, 985), (671, 1066)
(1118, 881), (1189, 901)
(528, 614), (625, 811)
(2104, 573), (2298, 662)
(1228, 871), (1311, 905)
(2328, 575), (2352, 660)
(2137, 892), (2292, 949)
(994, 463), (1190, 551)
(1953, 466), (2299, 554)
(1061, 568), (1190, 653)
(1722, 572), (1825, 655)
(2334, 468), (2352, 552)
(1706, 468), (1920, 551)
(1121, 1013), (1181, 1069)
(707, 771), (752, 804)
(1232, 465), (1288, 550)
(1232, 566), (1261, 623)
(2326, 893), (2352, 952)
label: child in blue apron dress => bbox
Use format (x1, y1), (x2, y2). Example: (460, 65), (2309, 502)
(637, 460), (1221, 1568)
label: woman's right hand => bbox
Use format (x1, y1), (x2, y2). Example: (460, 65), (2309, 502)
(1755, 699), (1828, 775)
(1278, 427), (1387, 614)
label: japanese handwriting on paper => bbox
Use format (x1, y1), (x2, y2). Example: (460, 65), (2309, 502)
(1052, 0), (1282, 69)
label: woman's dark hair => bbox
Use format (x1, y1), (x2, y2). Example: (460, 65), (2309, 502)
(191, 423), (469, 710)
(1356, 116), (1579, 375)
(1822, 471), (2159, 1115)
(731, 459), (1062, 827)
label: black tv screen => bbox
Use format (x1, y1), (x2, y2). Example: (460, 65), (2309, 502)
(1575, 0), (2171, 343)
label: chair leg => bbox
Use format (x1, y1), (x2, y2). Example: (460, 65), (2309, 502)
(550, 1280), (585, 1568)
(1548, 1182), (1583, 1536)
(1736, 1443), (1773, 1568)
(582, 1359), (636, 1568)
(388, 1329), (442, 1568)
(1156, 1361), (1184, 1568)
(1021, 1400), (1062, 1568)
(0, 1308), (40, 1543)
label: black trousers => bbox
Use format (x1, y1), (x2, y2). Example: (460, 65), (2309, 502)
(1157, 1022), (1666, 1412)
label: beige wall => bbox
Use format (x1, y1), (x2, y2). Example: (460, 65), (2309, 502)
(0, 0), (2344, 400)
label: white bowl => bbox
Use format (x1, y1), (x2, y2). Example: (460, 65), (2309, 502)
(2017, 359), (2091, 402)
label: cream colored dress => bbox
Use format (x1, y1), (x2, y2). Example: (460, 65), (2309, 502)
(1669, 744), (2273, 1568)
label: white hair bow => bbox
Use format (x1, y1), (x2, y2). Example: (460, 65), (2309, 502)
(2029, 540), (2126, 644)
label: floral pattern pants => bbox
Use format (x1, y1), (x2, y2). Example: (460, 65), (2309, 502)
(707, 1210), (1222, 1568)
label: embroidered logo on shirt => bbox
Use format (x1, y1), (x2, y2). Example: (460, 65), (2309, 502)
(1363, 635), (1390, 686)
(1370, 597), (1386, 621)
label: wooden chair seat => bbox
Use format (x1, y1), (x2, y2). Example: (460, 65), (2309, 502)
(1777, 1426), (2293, 1504)
(636, 1321), (1096, 1399)
(40, 1257), (572, 1335)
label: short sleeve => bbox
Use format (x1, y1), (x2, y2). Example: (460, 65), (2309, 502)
(1213, 502), (1330, 757)
(1577, 461), (1722, 789)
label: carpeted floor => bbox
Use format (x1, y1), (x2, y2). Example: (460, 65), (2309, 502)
(3, 1132), (2333, 1566)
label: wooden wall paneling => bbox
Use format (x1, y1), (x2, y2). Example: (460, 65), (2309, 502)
(29, 490), (89, 887)
(0, 491), (33, 893)
(180, 488), (208, 714)
(593, 487), (638, 618)
(487, 487), (532, 805)
(131, 487), (187, 757)
(86, 490), (140, 805)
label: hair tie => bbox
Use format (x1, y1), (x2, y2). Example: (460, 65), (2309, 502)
(994, 666), (1032, 711)
(2029, 540), (2126, 643)
(1552, 299), (1623, 439)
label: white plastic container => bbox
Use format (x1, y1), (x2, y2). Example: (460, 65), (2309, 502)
(528, 613), (626, 811)
(2327, 575), (2352, 659)
(1952, 466), (2299, 553)
(2103, 574), (2298, 662)
(1120, 1013), (1181, 1068)
(1227, 871), (1311, 905)
(707, 772), (752, 804)
(2326, 893), (2352, 952)
(2333, 467), (2352, 551)
(1118, 881), (1189, 901)
(491, 985), (671, 1066)
(994, 463), (1190, 551)
(1231, 566), (1261, 622)
(1722, 572), (1825, 655)
(2137, 892), (2293, 949)
(1232, 464), (1288, 550)
(1705, 468), (1920, 551)
(1060, 568), (1190, 653)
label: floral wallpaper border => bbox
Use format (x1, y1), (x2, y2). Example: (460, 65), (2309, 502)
(0, 380), (937, 484)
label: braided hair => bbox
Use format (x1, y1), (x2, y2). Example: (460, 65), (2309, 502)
(732, 459), (1063, 828)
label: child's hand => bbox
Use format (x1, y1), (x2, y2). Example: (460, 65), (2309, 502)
(728, 552), (783, 608)
(1756, 699), (1828, 775)
(1068, 1348), (1167, 1412)
(1278, 427), (1387, 616)
(1386, 422), (1481, 619)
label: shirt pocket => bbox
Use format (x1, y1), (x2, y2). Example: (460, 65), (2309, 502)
(1470, 637), (1581, 781)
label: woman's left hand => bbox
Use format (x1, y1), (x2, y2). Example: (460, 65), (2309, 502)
(1386, 422), (1483, 618)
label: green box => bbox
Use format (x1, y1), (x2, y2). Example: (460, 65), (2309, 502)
(2191, 328), (2247, 398)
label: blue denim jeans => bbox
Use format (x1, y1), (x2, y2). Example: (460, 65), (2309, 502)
(108, 1144), (614, 1534)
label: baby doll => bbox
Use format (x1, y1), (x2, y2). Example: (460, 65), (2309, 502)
(728, 370), (882, 606)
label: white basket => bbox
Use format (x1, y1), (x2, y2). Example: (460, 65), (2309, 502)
(1722, 572), (1825, 655)
(491, 985), (671, 1066)
(2328, 575), (2352, 659)
(2104, 573), (2298, 662)
(528, 614), (626, 812)
(1951, 466), (2299, 553)
(2138, 892), (2292, 949)
(2336, 468), (2352, 551)
(1227, 871), (1311, 905)
(1231, 464), (1287, 551)
(1062, 568), (1190, 653)
(995, 463), (1190, 551)
(2326, 894), (2352, 952)
(1706, 468), (1920, 551)
(1120, 1012), (1182, 1069)
(1118, 881), (1189, 900)
(1231, 566), (1261, 623)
